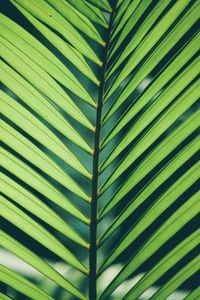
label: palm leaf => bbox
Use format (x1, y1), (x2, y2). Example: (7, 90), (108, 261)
(0, 264), (54, 300)
(0, 0), (199, 299)
(124, 229), (200, 300)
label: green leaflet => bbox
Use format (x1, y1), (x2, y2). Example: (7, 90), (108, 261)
(86, 1), (107, 24)
(0, 231), (87, 300)
(101, 63), (199, 188)
(111, 0), (142, 43)
(9, 1), (100, 82)
(0, 61), (94, 137)
(98, 111), (199, 229)
(124, 229), (200, 299)
(84, 0), (111, 12)
(13, 0), (101, 64)
(0, 64), (94, 148)
(99, 163), (199, 275)
(101, 85), (199, 193)
(0, 14), (97, 106)
(106, 0), (193, 100)
(0, 172), (88, 247)
(47, 0), (104, 45)
(0, 264), (54, 300)
(0, 148), (89, 223)
(0, 195), (88, 274)
(99, 191), (200, 299)
(103, 33), (199, 145)
(66, 0), (107, 26)
(0, 40), (95, 135)
(86, 0), (109, 23)
(108, 0), (171, 75)
(113, 0), (136, 27)
(0, 91), (92, 178)
(99, 140), (199, 242)
(105, 3), (199, 117)
(0, 121), (90, 201)
(0, 293), (12, 300)
(183, 287), (200, 300)
(116, 0), (127, 8)
(150, 255), (200, 300)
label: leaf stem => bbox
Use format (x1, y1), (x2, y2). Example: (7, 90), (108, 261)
(89, 8), (116, 300)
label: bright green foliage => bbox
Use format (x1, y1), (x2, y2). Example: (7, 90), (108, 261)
(0, 292), (13, 300)
(124, 229), (200, 300)
(0, 13), (98, 103)
(184, 287), (200, 300)
(150, 255), (200, 300)
(0, 0), (199, 300)
(0, 231), (87, 300)
(0, 195), (88, 274)
(0, 264), (55, 300)
(0, 122), (90, 201)
(0, 172), (89, 244)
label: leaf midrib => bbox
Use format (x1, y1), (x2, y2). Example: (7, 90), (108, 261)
(89, 5), (116, 299)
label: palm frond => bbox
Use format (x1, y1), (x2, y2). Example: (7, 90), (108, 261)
(0, 264), (55, 300)
(0, 0), (199, 299)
